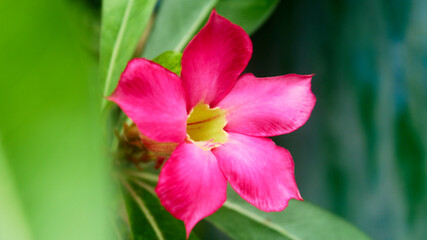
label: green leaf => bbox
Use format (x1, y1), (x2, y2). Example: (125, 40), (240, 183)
(142, 0), (217, 59)
(0, 1), (112, 240)
(207, 189), (371, 240)
(100, 0), (157, 103)
(216, 0), (280, 35)
(0, 139), (32, 240)
(120, 176), (199, 240)
(142, 0), (280, 59)
(124, 171), (369, 240)
(152, 51), (183, 76)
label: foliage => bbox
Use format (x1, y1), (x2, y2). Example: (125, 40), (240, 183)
(6, 0), (425, 239)
(0, 1), (111, 240)
(100, 0), (157, 105)
(142, 0), (280, 59)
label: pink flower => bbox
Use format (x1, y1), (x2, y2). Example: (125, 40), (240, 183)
(108, 10), (315, 237)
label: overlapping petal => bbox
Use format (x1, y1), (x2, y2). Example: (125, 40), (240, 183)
(155, 142), (227, 237)
(212, 132), (302, 211)
(216, 73), (316, 137)
(108, 59), (187, 143)
(181, 10), (253, 110)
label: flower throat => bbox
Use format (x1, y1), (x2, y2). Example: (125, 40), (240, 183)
(186, 103), (227, 148)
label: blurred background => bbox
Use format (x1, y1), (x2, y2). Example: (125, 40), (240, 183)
(1, 0), (426, 240)
(250, 1), (427, 239)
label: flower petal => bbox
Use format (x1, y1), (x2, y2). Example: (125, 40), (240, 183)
(212, 133), (302, 211)
(217, 73), (316, 137)
(155, 142), (227, 237)
(108, 58), (187, 143)
(181, 10), (252, 110)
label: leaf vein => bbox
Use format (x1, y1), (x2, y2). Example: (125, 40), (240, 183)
(121, 177), (165, 240)
(103, 0), (134, 99)
(222, 201), (301, 240)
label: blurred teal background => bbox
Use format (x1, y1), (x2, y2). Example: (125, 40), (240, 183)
(1, 0), (426, 239)
(247, 1), (427, 239)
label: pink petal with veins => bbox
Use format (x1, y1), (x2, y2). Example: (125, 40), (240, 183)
(181, 10), (252, 110)
(213, 132), (302, 211)
(155, 142), (227, 237)
(108, 59), (187, 143)
(217, 73), (316, 137)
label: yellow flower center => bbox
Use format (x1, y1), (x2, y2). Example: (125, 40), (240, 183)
(186, 103), (227, 149)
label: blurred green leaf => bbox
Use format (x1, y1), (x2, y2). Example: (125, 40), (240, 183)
(0, 1), (111, 240)
(153, 51), (183, 76)
(207, 189), (371, 240)
(142, 0), (217, 59)
(100, 0), (156, 102)
(0, 139), (32, 240)
(120, 175), (199, 240)
(216, 0), (280, 35)
(142, 0), (280, 59)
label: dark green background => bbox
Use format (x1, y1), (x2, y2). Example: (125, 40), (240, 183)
(247, 1), (427, 239)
